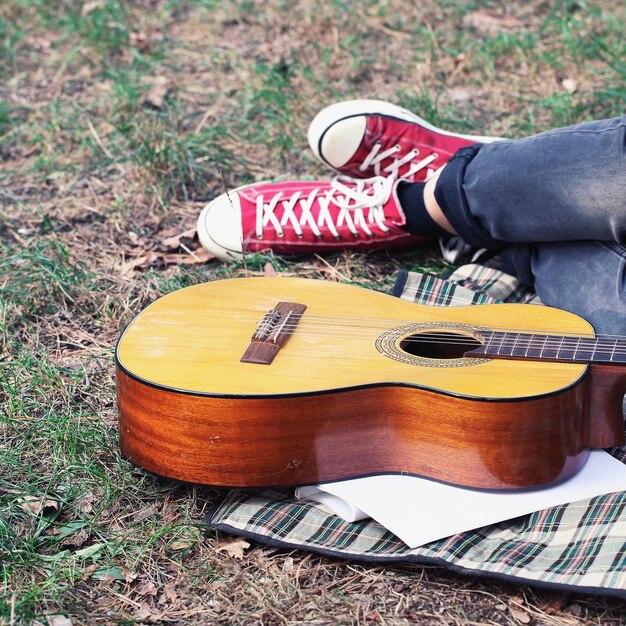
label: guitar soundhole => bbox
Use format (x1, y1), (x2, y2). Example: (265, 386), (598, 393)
(399, 332), (482, 360)
(376, 322), (489, 367)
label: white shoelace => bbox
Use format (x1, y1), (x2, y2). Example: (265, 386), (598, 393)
(359, 142), (438, 180)
(256, 176), (395, 240)
(439, 236), (486, 264)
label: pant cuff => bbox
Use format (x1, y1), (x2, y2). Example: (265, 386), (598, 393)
(434, 145), (504, 249)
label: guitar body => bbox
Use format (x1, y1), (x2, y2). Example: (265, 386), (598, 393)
(116, 277), (607, 490)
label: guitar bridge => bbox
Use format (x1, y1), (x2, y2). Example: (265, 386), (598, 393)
(240, 301), (307, 365)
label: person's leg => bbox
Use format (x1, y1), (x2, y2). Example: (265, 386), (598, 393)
(397, 119), (626, 333)
(497, 241), (626, 334)
(432, 116), (626, 249)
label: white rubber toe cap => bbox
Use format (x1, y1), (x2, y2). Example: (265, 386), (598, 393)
(314, 116), (367, 168)
(197, 190), (244, 261)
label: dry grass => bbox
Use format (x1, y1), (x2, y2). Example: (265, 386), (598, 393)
(2, 0), (626, 624)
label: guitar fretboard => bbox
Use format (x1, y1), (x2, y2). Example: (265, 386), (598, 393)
(469, 331), (626, 365)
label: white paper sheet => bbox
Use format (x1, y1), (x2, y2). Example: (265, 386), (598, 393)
(296, 486), (369, 522)
(297, 451), (626, 548)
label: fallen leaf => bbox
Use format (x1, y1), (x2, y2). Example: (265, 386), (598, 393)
(538, 596), (568, 614)
(31, 37), (52, 52)
(129, 31), (149, 50)
(46, 616), (73, 626)
(157, 226), (181, 238)
(510, 607), (531, 623)
(162, 503), (180, 524)
(157, 583), (179, 606)
(264, 262), (277, 277)
(463, 11), (523, 36)
(45, 171), (70, 189)
(17, 495), (60, 517)
(215, 536), (250, 559)
(561, 78), (578, 93)
(135, 581), (159, 597)
(97, 121), (116, 137)
(81, 564), (98, 581)
(170, 539), (193, 550)
(133, 602), (154, 621)
(132, 503), (160, 522)
(140, 76), (171, 110)
(122, 253), (157, 271)
(60, 528), (90, 548)
(164, 583), (178, 603)
(447, 86), (473, 105)
(365, 611), (383, 623)
(159, 228), (197, 252)
(121, 566), (138, 583)
(127, 231), (144, 246)
(77, 493), (96, 515)
(129, 30), (162, 52)
(81, 0), (105, 15)
(121, 249), (214, 272)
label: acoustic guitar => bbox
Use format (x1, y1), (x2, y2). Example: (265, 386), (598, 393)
(116, 277), (626, 490)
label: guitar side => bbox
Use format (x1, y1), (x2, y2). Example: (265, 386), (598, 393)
(117, 364), (591, 489)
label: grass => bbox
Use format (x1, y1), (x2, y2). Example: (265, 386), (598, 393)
(1, 0), (626, 623)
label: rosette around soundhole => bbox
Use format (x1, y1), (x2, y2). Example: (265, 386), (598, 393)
(376, 322), (491, 367)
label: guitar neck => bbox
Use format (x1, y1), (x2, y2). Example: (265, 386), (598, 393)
(467, 331), (626, 366)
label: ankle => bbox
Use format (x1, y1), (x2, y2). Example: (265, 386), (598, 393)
(397, 180), (452, 239)
(424, 167), (457, 235)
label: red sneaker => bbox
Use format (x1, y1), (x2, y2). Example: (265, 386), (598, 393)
(197, 176), (427, 261)
(308, 100), (499, 182)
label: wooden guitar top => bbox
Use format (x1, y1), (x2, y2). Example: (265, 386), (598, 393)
(117, 277), (590, 400)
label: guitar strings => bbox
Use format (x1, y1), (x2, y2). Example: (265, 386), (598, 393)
(244, 313), (626, 342)
(277, 324), (626, 354)
(237, 314), (626, 358)
(248, 330), (626, 361)
(153, 309), (626, 358)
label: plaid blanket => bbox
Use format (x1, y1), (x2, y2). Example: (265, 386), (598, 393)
(206, 265), (626, 598)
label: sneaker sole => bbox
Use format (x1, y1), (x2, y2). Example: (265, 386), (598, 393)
(308, 99), (499, 165)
